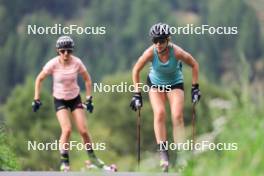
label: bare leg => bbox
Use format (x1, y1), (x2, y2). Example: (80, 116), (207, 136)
(166, 89), (185, 143)
(56, 109), (72, 151)
(56, 109), (72, 171)
(149, 88), (167, 143)
(72, 108), (105, 169)
(71, 108), (92, 146)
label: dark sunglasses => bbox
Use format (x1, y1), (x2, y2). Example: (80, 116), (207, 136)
(59, 49), (73, 54)
(152, 38), (167, 44)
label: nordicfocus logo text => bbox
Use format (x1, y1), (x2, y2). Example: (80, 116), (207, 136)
(27, 23), (106, 35)
(27, 140), (106, 151)
(93, 82), (172, 93)
(160, 24), (238, 35)
(159, 140), (238, 151)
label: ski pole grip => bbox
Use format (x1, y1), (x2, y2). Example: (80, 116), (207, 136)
(135, 99), (141, 108)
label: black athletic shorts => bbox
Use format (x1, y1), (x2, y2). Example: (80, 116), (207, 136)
(54, 95), (83, 112)
(147, 75), (184, 91)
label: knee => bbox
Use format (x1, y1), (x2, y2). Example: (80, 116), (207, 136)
(79, 128), (88, 138)
(172, 113), (183, 126)
(62, 127), (72, 137)
(154, 109), (166, 123)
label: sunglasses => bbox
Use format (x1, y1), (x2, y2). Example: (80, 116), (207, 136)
(59, 49), (73, 54)
(152, 38), (167, 44)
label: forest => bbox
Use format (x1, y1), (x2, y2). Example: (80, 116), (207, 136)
(0, 0), (263, 175)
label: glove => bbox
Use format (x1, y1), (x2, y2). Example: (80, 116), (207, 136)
(84, 96), (94, 113)
(32, 99), (42, 112)
(130, 92), (143, 111)
(191, 84), (201, 103)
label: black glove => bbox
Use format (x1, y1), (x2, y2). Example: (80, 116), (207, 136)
(32, 99), (42, 112)
(130, 92), (143, 111)
(84, 96), (94, 113)
(191, 84), (201, 103)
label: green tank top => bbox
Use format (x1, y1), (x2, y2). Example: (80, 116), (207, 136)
(149, 45), (183, 85)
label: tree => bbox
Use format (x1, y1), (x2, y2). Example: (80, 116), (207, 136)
(2, 77), (60, 170)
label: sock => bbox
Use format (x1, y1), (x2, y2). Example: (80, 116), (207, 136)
(86, 149), (105, 168)
(86, 143), (100, 161)
(87, 148), (95, 157)
(157, 141), (169, 162)
(60, 151), (69, 165)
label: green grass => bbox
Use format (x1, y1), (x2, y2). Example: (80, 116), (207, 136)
(0, 126), (20, 170)
(182, 103), (264, 176)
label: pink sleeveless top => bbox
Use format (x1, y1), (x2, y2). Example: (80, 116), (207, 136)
(43, 56), (87, 100)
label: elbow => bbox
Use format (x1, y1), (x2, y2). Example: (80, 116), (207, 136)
(35, 76), (42, 85)
(84, 77), (92, 87)
(82, 72), (92, 86)
(87, 80), (92, 87)
(193, 59), (199, 71)
(195, 62), (199, 71)
(132, 66), (140, 77)
(35, 74), (45, 85)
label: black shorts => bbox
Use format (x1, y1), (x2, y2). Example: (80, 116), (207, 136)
(54, 95), (83, 112)
(147, 76), (184, 91)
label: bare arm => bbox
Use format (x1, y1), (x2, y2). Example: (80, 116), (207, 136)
(132, 46), (153, 92)
(173, 45), (199, 84)
(34, 70), (48, 100)
(80, 70), (92, 98)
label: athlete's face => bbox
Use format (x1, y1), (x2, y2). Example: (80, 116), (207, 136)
(153, 38), (168, 53)
(58, 49), (72, 61)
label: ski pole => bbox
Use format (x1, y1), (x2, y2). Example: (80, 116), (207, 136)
(192, 102), (196, 145)
(137, 108), (141, 169)
(136, 100), (141, 170)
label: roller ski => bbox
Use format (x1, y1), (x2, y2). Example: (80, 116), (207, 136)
(60, 162), (70, 172)
(85, 160), (117, 172)
(160, 159), (169, 172)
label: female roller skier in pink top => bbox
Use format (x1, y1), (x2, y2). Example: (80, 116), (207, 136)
(32, 36), (116, 172)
